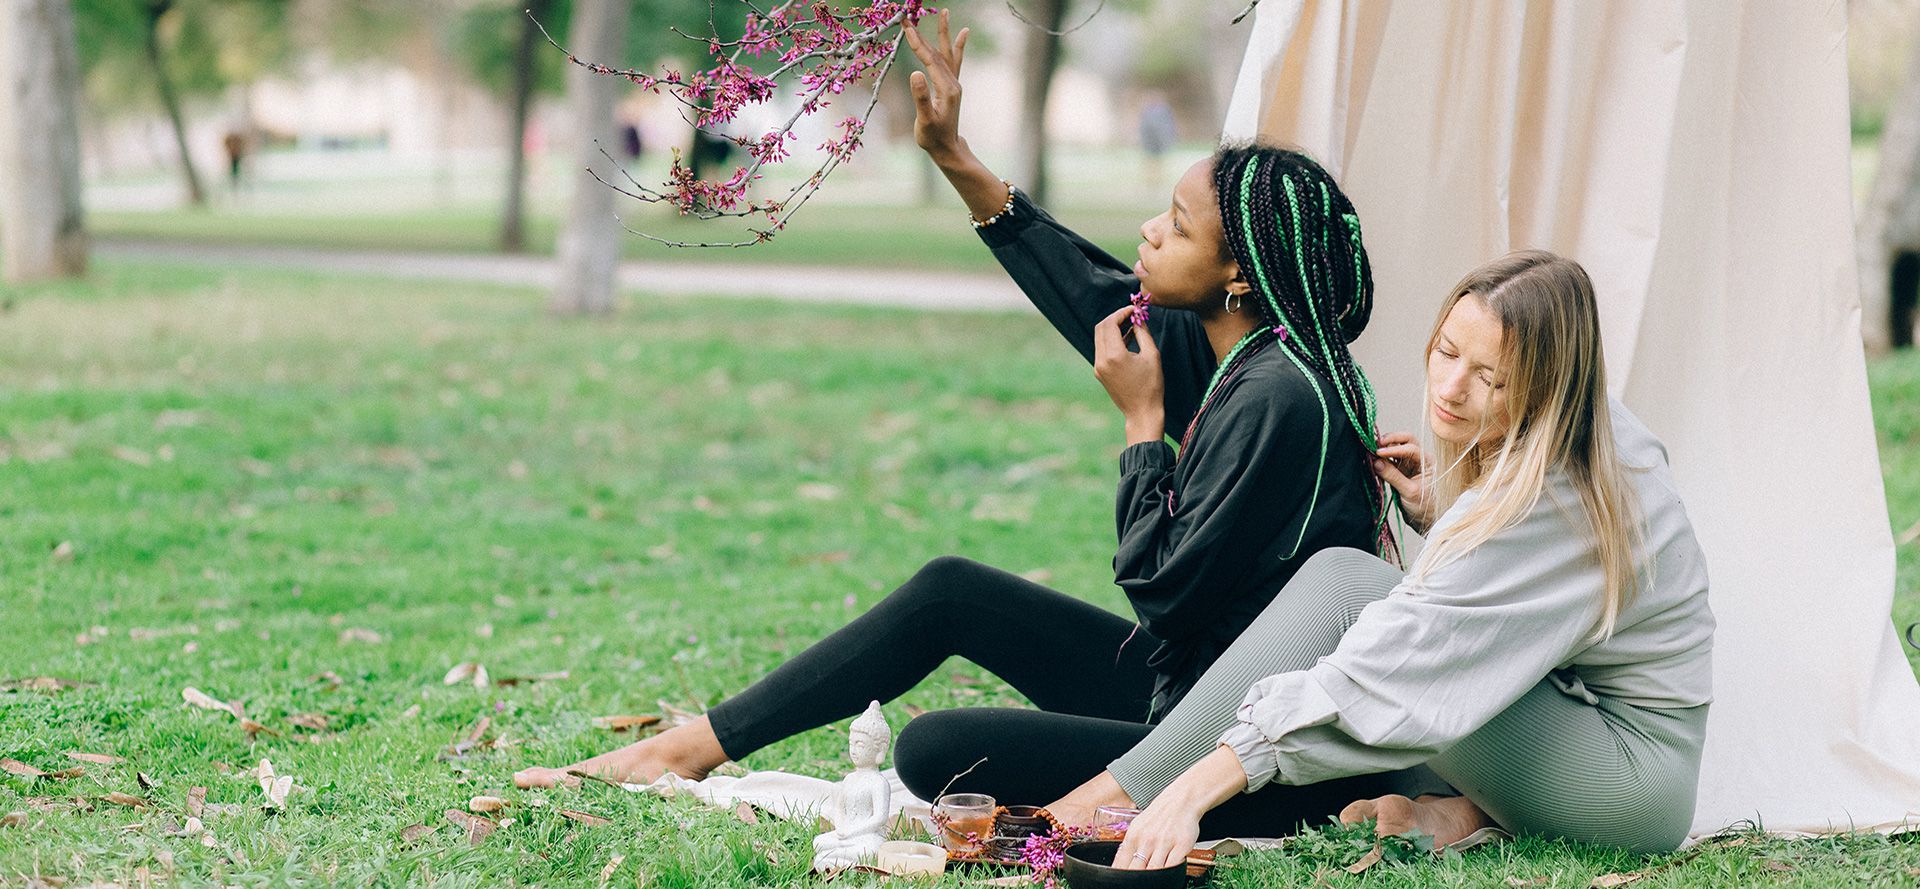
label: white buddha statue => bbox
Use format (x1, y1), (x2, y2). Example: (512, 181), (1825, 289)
(811, 701), (893, 872)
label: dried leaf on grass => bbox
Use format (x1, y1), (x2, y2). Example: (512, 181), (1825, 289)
(186, 786), (206, 819)
(137, 772), (157, 791)
(1, 677), (91, 692)
(182, 687), (239, 717)
(1344, 846), (1384, 875)
(442, 662), (490, 688)
(559, 809), (611, 827)
(493, 671), (569, 686)
(1, 758), (47, 778)
(1505, 878), (1551, 888)
(468, 796), (509, 813)
(658, 699), (704, 727)
(443, 716), (492, 758)
(1, 811), (24, 828)
(598, 854), (626, 886)
(256, 759), (293, 811)
(103, 792), (151, 809)
(590, 715), (660, 732)
(733, 802), (760, 825)
(400, 822), (437, 843)
(63, 752), (122, 765)
(288, 713), (330, 732)
(444, 809), (498, 846)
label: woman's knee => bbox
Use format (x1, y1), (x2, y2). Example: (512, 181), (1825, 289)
(1273, 547), (1399, 624)
(893, 709), (982, 800)
(886, 556), (989, 610)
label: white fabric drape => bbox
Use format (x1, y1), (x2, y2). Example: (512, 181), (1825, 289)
(1224, 0), (1920, 836)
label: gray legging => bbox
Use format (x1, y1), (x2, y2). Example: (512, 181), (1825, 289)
(1110, 548), (1707, 853)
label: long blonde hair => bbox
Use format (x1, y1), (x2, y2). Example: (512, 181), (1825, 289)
(1412, 251), (1644, 638)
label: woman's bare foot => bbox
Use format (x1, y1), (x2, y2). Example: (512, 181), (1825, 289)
(1046, 770), (1138, 828)
(1338, 793), (1496, 848)
(513, 717), (728, 790)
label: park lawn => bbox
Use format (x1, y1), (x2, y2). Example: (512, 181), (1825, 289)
(0, 261), (1916, 888)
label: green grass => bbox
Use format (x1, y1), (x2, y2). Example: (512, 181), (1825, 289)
(0, 262), (1916, 887)
(91, 201), (1155, 275)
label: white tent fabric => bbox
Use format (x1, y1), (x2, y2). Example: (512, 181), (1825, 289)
(1222, 0), (1920, 836)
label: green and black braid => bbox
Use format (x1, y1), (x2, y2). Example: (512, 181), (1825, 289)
(1191, 143), (1398, 562)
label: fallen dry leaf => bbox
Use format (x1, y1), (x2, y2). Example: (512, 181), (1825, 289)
(443, 662), (490, 688)
(444, 809), (498, 846)
(186, 786), (205, 818)
(102, 792), (151, 809)
(51, 540), (74, 562)
(445, 716), (492, 757)
(182, 687), (238, 717)
(400, 822), (437, 843)
(1762, 860), (1796, 872)
(63, 752), (123, 765)
(492, 670), (569, 686)
(1590, 874), (1645, 888)
(239, 718), (281, 740)
(256, 759), (293, 811)
(1505, 878), (1550, 888)
(137, 772), (156, 791)
(657, 699), (703, 727)
(559, 809), (611, 827)
(1, 811), (23, 828)
(1345, 846), (1384, 875)
(1, 758), (46, 778)
(733, 801), (760, 825)
(598, 853), (625, 886)
(45, 767), (84, 779)
(1, 676), (90, 692)
(288, 713), (330, 732)
(468, 796), (509, 813)
(591, 715), (661, 732)
(309, 671), (344, 689)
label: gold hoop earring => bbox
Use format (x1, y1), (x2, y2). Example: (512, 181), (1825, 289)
(1225, 292), (1242, 314)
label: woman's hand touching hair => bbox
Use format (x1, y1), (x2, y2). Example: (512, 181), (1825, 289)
(1093, 305), (1166, 446)
(1372, 431), (1435, 534)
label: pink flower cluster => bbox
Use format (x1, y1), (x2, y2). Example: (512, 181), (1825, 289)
(1130, 290), (1151, 329)
(554, 0), (928, 247)
(1020, 825), (1096, 889)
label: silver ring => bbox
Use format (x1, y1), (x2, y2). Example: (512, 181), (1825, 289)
(1131, 852), (1149, 860)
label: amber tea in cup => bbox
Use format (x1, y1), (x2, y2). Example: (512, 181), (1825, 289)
(933, 793), (996, 855)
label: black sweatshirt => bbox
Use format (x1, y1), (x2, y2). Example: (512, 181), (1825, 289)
(978, 191), (1381, 718)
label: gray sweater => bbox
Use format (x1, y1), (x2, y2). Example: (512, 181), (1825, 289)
(1221, 401), (1714, 791)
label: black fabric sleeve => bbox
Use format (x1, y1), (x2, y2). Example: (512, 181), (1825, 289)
(977, 189), (1214, 433)
(1111, 362), (1324, 643)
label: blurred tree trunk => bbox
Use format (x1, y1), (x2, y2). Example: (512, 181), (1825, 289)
(550, 0), (631, 316)
(0, 0), (88, 282)
(499, 0), (555, 253)
(142, 0), (206, 207)
(1014, 0), (1068, 205)
(1860, 7), (1920, 353)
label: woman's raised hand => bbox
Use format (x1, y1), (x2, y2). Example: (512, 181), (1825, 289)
(1372, 431), (1435, 534)
(1093, 305), (1166, 445)
(903, 9), (969, 160)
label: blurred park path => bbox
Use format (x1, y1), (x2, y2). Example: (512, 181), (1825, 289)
(97, 237), (1030, 312)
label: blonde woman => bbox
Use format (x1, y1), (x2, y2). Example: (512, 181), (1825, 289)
(1041, 250), (1713, 864)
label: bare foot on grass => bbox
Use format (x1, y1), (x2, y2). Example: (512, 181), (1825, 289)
(513, 717), (726, 790)
(1338, 793), (1497, 848)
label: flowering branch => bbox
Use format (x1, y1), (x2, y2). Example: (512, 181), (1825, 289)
(534, 0), (930, 248)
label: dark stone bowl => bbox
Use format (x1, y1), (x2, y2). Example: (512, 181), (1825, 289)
(996, 805), (1053, 839)
(1060, 840), (1186, 889)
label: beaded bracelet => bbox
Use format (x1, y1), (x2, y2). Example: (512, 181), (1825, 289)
(969, 180), (1017, 229)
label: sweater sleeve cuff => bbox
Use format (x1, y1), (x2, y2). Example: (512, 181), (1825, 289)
(974, 189), (1041, 248)
(1219, 724), (1281, 794)
(1119, 440), (1175, 475)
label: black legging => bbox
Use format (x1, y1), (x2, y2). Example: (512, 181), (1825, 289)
(705, 556), (1393, 838)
